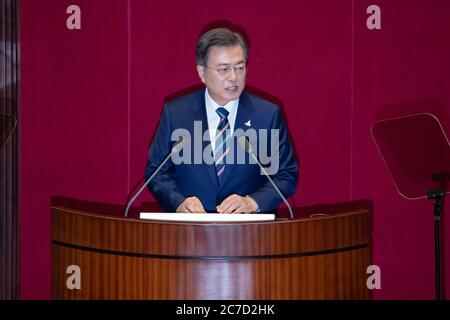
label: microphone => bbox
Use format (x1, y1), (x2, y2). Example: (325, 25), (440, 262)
(238, 135), (294, 219)
(124, 135), (186, 217)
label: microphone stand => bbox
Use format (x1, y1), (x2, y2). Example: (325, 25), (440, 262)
(239, 136), (294, 219)
(124, 137), (184, 218)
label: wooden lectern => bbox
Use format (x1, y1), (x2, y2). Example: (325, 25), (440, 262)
(51, 200), (372, 299)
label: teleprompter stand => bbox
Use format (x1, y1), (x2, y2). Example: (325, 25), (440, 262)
(427, 187), (446, 300)
(372, 113), (449, 300)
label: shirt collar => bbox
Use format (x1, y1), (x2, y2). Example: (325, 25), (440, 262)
(205, 88), (239, 115)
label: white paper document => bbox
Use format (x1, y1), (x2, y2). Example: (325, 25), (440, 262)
(140, 212), (275, 222)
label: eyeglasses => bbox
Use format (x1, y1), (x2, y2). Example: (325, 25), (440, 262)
(204, 64), (246, 77)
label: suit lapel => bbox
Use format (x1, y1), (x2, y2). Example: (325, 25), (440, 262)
(190, 89), (219, 188)
(217, 92), (255, 189)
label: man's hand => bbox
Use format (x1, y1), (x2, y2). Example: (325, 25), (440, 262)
(176, 196), (206, 213)
(217, 194), (259, 214)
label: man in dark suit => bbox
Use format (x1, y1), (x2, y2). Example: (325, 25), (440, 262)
(146, 27), (298, 213)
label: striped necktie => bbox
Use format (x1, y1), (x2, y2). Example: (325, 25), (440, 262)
(214, 107), (231, 184)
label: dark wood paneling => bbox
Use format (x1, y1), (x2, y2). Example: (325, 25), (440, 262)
(52, 206), (372, 299)
(0, 0), (20, 300)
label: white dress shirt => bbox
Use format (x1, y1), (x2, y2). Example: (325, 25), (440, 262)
(204, 88), (239, 154)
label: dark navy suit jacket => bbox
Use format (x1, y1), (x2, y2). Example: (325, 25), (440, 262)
(145, 88), (298, 212)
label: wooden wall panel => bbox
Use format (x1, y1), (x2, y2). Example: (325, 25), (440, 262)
(0, 0), (19, 300)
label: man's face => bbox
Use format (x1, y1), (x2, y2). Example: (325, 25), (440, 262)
(197, 45), (246, 106)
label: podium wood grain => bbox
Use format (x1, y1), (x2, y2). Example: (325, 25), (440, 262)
(52, 206), (371, 299)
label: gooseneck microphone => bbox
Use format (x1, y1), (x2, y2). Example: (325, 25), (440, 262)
(124, 136), (185, 218)
(238, 135), (294, 219)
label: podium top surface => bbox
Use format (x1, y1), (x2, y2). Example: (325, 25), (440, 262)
(140, 212), (275, 222)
